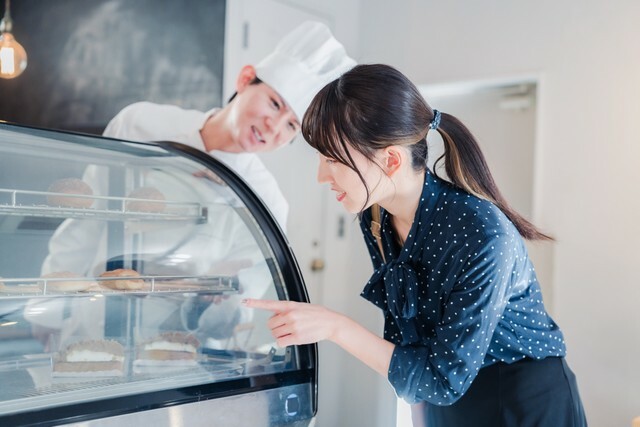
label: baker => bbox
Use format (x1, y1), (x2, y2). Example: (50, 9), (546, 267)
(27, 21), (356, 349)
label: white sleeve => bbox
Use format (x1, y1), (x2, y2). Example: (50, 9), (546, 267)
(41, 166), (109, 276)
(102, 102), (208, 152)
(102, 102), (162, 141)
(41, 218), (106, 276)
(238, 156), (289, 234)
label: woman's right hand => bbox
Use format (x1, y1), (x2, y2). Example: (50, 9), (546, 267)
(243, 298), (395, 378)
(242, 299), (343, 347)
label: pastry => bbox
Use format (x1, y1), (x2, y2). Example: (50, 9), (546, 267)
(136, 332), (200, 361)
(46, 178), (94, 209)
(41, 271), (97, 292)
(53, 340), (124, 377)
(0, 278), (41, 294)
(133, 332), (202, 374)
(126, 187), (166, 213)
(99, 268), (144, 290)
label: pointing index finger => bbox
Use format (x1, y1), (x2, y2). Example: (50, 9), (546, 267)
(242, 298), (294, 313)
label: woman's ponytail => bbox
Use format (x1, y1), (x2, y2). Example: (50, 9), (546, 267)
(433, 113), (552, 241)
(302, 64), (553, 241)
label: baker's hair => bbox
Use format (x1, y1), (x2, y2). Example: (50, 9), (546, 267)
(302, 64), (551, 241)
(227, 77), (263, 103)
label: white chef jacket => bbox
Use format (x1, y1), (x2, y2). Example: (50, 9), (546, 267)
(103, 101), (288, 231)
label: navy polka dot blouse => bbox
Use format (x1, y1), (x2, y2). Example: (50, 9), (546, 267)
(360, 171), (566, 405)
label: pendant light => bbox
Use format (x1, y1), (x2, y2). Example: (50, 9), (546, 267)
(0, 0), (27, 79)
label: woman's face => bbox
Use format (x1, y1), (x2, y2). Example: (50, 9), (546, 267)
(316, 145), (384, 214)
(228, 73), (300, 153)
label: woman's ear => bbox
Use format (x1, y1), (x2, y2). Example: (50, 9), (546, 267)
(236, 65), (258, 93)
(382, 147), (404, 177)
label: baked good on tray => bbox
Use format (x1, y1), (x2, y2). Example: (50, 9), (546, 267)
(99, 268), (144, 290)
(125, 187), (166, 213)
(53, 340), (124, 377)
(46, 178), (94, 209)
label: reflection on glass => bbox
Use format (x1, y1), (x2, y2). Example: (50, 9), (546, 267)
(0, 129), (294, 413)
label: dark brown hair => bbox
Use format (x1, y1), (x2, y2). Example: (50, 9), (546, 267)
(227, 77), (263, 103)
(302, 64), (551, 241)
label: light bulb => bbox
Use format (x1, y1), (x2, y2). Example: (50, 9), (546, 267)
(0, 32), (27, 78)
(0, 0), (27, 79)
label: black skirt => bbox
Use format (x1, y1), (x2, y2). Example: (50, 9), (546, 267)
(418, 357), (587, 427)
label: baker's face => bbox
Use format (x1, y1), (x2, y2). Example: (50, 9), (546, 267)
(316, 146), (384, 214)
(229, 68), (300, 153)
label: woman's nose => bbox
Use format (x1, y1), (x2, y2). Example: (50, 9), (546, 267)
(317, 162), (330, 183)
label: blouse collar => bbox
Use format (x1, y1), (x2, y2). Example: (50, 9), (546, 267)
(377, 170), (448, 261)
(361, 170), (451, 332)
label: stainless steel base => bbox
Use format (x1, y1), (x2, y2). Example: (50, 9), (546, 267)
(64, 383), (314, 427)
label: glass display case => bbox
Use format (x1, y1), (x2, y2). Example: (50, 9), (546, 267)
(0, 122), (316, 426)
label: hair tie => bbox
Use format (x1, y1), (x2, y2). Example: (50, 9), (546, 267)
(429, 110), (442, 130)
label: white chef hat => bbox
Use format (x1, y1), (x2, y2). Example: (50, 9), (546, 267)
(255, 21), (356, 121)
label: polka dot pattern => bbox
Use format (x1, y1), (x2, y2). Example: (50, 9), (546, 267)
(360, 171), (566, 405)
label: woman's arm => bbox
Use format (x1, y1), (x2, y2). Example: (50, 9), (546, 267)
(248, 229), (518, 405)
(242, 299), (394, 378)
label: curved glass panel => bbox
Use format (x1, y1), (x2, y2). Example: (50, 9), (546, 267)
(0, 124), (299, 415)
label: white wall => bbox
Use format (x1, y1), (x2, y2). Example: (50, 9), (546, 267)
(359, 1), (640, 426)
(425, 86), (537, 219)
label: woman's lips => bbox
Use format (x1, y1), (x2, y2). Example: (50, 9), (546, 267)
(331, 186), (346, 202)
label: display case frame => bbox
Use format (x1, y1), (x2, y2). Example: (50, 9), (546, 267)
(0, 123), (317, 426)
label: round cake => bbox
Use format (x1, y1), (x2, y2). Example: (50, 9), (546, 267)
(41, 271), (96, 292)
(46, 178), (94, 209)
(99, 268), (144, 290)
(126, 187), (166, 213)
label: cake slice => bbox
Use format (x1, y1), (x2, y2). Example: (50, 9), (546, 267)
(134, 332), (200, 373)
(53, 340), (125, 377)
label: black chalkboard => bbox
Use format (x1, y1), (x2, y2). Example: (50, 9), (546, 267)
(0, 0), (225, 134)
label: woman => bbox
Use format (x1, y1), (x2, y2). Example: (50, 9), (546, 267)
(244, 64), (587, 426)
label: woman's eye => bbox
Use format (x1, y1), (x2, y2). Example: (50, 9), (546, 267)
(326, 158), (336, 165)
(271, 98), (280, 110)
(288, 122), (297, 131)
